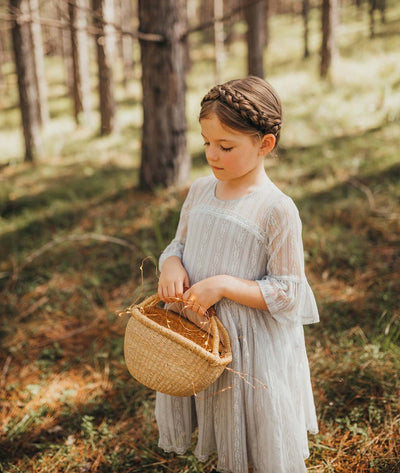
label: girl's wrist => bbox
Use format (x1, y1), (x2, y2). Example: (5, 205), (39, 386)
(213, 274), (233, 300)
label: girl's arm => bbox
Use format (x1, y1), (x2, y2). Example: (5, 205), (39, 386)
(158, 256), (190, 302)
(157, 181), (198, 303)
(182, 275), (267, 316)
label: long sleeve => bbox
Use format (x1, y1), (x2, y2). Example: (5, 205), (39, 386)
(256, 198), (319, 325)
(158, 184), (195, 270)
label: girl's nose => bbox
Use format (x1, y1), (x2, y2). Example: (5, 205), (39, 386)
(206, 146), (218, 162)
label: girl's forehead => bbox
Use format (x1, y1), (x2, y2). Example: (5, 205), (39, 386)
(200, 115), (242, 138)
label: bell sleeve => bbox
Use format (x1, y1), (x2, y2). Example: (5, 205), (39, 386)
(158, 183), (195, 270)
(256, 197), (319, 325)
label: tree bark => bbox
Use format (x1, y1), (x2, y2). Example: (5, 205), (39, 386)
(302, 0), (310, 58)
(0, 30), (5, 107)
(28, 0), (49, 127)
(200, 0), (214, 43)
(264, 0), (270, 48)
(10, 0), (43, 162)
(92, 0), (116, 135)
(244, 0), (265, 78)
(138, 0), (190, 190)
(69, 0), (91, 125)
(119, 0), (134, 87)
(320, 0), (337, 79)
(214, 0), (225, 83)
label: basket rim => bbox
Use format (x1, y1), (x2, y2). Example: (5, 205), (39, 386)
(126, 305), (232, 367)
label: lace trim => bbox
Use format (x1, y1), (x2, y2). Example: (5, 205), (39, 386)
(158, 443), (190, 456)
(190, 206), (267, 243)
(261, 274), (304, 284)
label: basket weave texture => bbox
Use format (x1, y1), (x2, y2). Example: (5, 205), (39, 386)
(122, 294), (232, 397)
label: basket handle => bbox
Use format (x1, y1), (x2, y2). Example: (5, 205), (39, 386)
(137, 294), (223, 355)
(207, 316), (218, 356)
(214, 316), (232, 356)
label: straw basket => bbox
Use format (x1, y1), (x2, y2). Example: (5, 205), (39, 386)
(122, 294), (232, 397)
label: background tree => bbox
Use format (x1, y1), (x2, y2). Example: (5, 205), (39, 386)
(92, 0), (116, 135)
(138, 0), (190, 190)
(214, 0), (225, 83)
(116, 0), (134, 88)
(264, 0), (270, 48)
(57, 0), (74, 99)
(28, 0), (49, 126)
(244, 0), (265, 77)
(69, 0), (91, 125)
(303, 0), (310, 58)
(10, 0), (43, 161)
(0, 29), (5, 106)
(320, 0), (338, 79)
(369, 0), (387, 38)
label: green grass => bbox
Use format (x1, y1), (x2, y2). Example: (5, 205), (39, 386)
(1, 2), (400, 472)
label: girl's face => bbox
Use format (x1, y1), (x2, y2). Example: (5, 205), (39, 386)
(200, 114), (271, 186)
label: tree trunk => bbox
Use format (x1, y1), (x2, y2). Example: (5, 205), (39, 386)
(57, 1), (74, 98)
(302, 0), (310, 58)
(0, 30), (5, 107)
(138, 0), (190, 190)
(200, 0), (214, 43)
(10, 0), (43, 162)
(369, 0), (376, 38)
(118, 0), (134, 87)
(244, 0), (265, 78)
(92, 0), (116, 135)
(69, 0), (91, 125)
(214, 0), (225, 83)
(379, 0), (386, 23)
(28, 0), (49, 127)
(320, 0), (337, 79)
(369, 0), (385, 36)
(264, 0), (270, 48)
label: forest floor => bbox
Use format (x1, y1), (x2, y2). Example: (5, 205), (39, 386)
(1, 3), (400, 472)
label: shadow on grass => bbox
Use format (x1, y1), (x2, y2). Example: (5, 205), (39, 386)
(1, 166), (137, 219)
(297, 160), (400, 210)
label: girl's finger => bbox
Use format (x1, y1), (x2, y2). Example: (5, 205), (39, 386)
(174, 280), (184, 298)
(159, 286), (168, 302)
(183, 274), (190, 290)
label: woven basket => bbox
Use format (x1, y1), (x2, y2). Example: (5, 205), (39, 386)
(122, 294), (232, 397)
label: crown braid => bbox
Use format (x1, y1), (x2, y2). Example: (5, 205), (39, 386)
(201, 83), (282, 137)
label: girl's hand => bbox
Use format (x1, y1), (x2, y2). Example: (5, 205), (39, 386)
(158, 256), (190, 302)
(182, 275), (227, 316)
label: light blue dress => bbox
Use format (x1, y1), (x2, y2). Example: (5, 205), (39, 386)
(156, 175), (319, 473)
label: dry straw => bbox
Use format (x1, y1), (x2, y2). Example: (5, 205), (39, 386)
(121, 294), (232, 397)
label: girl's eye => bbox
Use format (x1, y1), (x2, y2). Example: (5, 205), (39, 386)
(202, 142), (232, 152)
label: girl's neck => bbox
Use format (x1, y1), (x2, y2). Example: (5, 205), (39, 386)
(215, 168), (270, 201)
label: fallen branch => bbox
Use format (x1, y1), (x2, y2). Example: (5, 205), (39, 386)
(2, 232), (137, 292)
(350, 178), (399, 219)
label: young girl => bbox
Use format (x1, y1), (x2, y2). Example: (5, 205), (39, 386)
(156, 76), (319, 473)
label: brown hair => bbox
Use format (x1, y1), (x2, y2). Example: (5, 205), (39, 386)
(199, 76), (283, 148)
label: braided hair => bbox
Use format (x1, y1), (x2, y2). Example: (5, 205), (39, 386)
(200, 76), (282, 148)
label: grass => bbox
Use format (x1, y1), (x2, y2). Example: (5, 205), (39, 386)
(1, 1), (400, 472)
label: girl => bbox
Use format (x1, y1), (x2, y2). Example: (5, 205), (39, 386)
(156, 76), (319, 473)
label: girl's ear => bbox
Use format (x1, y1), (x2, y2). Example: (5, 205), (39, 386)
(259, 134), (276, 155)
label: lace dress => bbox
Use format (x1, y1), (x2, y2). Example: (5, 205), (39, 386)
(156, 175), (319, 473)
